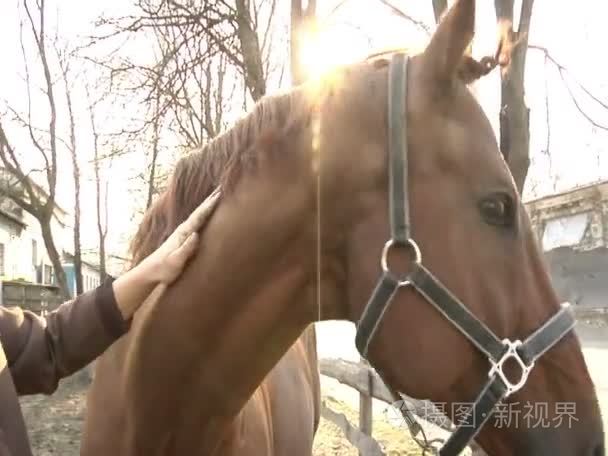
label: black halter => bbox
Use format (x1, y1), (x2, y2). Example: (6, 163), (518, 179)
(354, 53), (576, 456)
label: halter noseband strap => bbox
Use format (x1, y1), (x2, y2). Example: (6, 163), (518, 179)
(354, 53), (576, 456)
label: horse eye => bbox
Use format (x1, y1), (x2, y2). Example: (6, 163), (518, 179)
(479, 193), (514, 227)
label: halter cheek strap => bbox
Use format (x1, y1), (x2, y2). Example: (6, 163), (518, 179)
(354, 53), (576, 456)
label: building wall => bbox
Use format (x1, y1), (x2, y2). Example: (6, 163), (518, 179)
(18, 210), (71, 285)
(0, 214), (26, 280)
(0, 168), (73, 285)
(64, 261), (101, 297)
(0, 219), (102, 297)
(525, 181), (608, 308)
(0, 198), (74, 287)
(526, 182), (608, 252)
(82, 264), (101, 292)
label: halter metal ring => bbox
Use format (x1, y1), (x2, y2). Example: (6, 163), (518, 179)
(488, 339), (535, 398)
(380, 238), (422, 286)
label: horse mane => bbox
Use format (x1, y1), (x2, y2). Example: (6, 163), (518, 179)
(128, 87), (312, 267)
(127, 35), (513, 267)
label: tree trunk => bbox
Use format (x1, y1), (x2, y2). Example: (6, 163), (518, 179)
(71, 150), (83, 295)
(499, 68), (530, 193)
(234, 0), (266, 101)
(432, 0), (533, 193)
(40, 218), (69, 299)
(94, 158), (108, 282)
(98, 224), (107, 280)
(97, 175), (109, 281)
(64, 72), (83, 296)
(495, 0), (534, 194)
(146, 87), (161, 209)
(88, 85), (107, 282)
(146, 145), (159, 210)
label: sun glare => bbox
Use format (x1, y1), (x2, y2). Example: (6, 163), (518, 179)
(298, 24), (360, 81)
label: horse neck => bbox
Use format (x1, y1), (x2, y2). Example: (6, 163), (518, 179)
(121, 126), (322, 451)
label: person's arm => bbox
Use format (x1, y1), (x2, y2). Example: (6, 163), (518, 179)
(0, 278), (122, 395)
(0, 188), (220, 396)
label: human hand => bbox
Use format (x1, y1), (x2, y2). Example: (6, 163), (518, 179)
(142, 187), (221, 285)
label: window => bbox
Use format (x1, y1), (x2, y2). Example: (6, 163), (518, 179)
(542, 212), (590, 251)
(0, 243), (5, 276)
(32, 239), (38, 267)
(44, 264), (54, 285)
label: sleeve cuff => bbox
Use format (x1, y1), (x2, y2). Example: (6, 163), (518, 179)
(95, 276), (132, 339)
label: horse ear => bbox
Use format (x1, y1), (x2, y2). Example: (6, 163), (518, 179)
(421, 0), (476, 85)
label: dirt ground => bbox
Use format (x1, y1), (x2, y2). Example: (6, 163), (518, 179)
(313, 395), (422, 456)
(18, 370), (90, 456)
(18, 369), (421, 456)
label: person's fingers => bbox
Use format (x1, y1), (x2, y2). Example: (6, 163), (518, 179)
(180, 232), (199, 255)
(169, 232), (199, 264)
(183, 187), (222, 232)
(163, 188), (220, 255)
(192, 187), (221, 223)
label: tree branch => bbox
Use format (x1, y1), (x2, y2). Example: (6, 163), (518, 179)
(3, 104), (71, 150)
(529, 45), (608, 130)
(23, 0), (58, 202)
(377, 0), (431, 35)
(18, 16), (51, 174)
(0, 123), (40, 214)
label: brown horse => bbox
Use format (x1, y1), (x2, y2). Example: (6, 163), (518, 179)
(81, 113), (321, 454)
(82, 0), (604, 454)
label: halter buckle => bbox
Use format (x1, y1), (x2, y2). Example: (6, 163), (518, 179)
(488, 339), (534, 398)
(380, 238), (422, 286)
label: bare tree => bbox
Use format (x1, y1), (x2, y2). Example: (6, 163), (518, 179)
(81, 0), (276, 211)
(105, 0), (270, 102)
(235, 0), (267, 100)
(382, 0), (608, 196)
(58, 49), (84, 295)
(492, 0), (534, 193)
(84, 83), (110, 281)
(376, 0), (532, 192)
(432, 0), (608, 194)
(90, 0), (276, 134)
(146, 86), (162, 210)
(0, 0), (70, 299)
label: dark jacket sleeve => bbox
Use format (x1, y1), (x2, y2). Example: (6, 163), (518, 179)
(0, 277), (130, 396)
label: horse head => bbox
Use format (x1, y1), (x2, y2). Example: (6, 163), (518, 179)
(311, 1), (604, 454)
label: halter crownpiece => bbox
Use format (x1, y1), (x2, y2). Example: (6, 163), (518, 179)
(354, 53), (576, 456)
